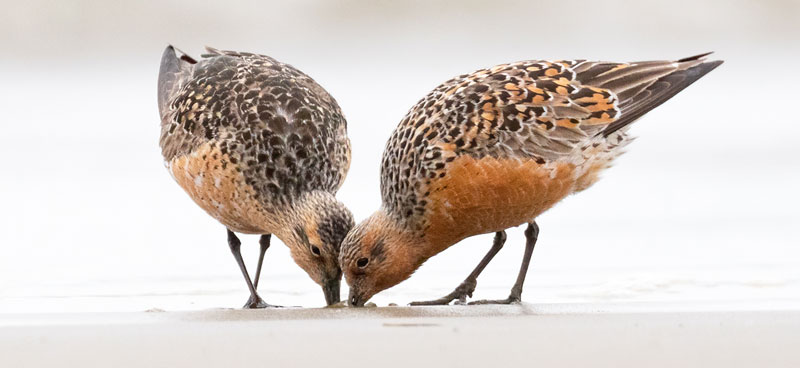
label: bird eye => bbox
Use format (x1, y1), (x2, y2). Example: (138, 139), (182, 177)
(311, 245), (321, 256)
(357, 257), (369, 268)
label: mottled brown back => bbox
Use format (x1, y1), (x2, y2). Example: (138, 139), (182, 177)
(158, 46), (351, 207)
(379, 55), (721, 230)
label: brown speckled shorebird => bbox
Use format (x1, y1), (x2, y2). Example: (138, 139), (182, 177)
(340, 53), (722, 306)
(157, 46), (353, 308)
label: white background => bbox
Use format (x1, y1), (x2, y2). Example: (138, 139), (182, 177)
(1, 0), (798, 312)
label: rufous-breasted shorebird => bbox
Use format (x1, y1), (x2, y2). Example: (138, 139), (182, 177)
(158, 46), (353, 308)
(340, 53), (722, 306)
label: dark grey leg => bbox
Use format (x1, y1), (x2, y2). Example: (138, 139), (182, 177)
(470, 222), (538, 305)
(226, 229), (274, 309)
(410, 231), (507, 306)
(253, 234), (271, 290)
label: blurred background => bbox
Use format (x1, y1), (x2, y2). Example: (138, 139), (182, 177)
(1, 0), (798, 312)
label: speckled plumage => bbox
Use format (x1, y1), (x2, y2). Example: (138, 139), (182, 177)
(158, 46), (353, 306)
(341, 53), (722, 306)
(159, 47), (350, 214)
(379, 54), (722, 235)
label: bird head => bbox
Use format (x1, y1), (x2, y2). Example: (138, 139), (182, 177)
(284, 192), (353, 306)
(339, 210), (423, 306)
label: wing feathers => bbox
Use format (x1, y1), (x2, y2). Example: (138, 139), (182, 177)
(574, 62), (617, 80)
(157, 45), (195, 120)
(572, 53), (722, 137)
(599, 65), (676, 94)
(600, 59), (723, 137)
(584, 63), (675, 87)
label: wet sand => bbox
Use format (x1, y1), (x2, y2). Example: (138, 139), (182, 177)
(1, 302), (798, 368)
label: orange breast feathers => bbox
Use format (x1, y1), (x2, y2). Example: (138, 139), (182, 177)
(168, 142), (276, 234)
(422, 155), (575, 251)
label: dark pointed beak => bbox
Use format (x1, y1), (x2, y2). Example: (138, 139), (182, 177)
(323, 278), (340, 306)
(348, 289), (366, 307)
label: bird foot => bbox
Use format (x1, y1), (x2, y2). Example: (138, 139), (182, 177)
(242, 294), (281, 309)
(409, 279), (477, 306)
(468, 294), (521, 305)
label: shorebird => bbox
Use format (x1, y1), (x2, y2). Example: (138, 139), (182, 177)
(157, 46), (353, 308)
(340, 53), (722, 306)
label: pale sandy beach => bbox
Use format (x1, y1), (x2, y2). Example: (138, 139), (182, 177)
(2, 302), (799, 368)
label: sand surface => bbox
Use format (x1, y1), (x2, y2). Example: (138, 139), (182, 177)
(1, 302), (798, 368)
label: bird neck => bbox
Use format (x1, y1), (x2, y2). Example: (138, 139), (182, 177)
(371, 209), (433, 273)
(274, 191), (331, 245)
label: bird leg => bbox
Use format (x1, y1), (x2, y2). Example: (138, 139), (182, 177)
(226, 229), (278, 309)
(470, 222), (538, 305)
(253, 234), (271, 289)
(410, 231), (507, 306)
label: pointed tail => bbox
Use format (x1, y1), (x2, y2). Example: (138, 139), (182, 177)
(157, 45), (196, 119)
